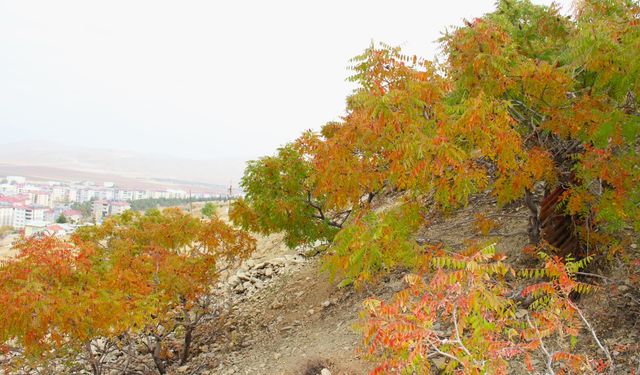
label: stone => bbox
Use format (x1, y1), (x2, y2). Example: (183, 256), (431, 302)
(177, 365), (189, 373)
(307, 309), (315, 315)
(515, 309), (528, 319)
(228, 275), (241, 286)
(320, 369), (331, 375)
(264, 267), (274, 277)
(271, 257), (286, 266)
(321, 300), (332, 308)
(273, 352), (281, 360)
(618, 284), (630, 293)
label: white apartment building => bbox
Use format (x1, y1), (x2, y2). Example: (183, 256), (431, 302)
(67, 188), (79, 203)
(132, 190), (148, 200)
(94, 189), (115, 201)
(0, 184), (18, 195)
(33, 191), (52, 208)
(51, 186), (68, 204)
(92, 200), (130, 222)
(167, 189), (187, 199)
(92, 200), (110, 223)
(78, 189), (95, 203)
(110, 201), (131, 216)
(0, 203), (13, 227)
(12, 205), (47, 229)
(117, 190), (134, 201)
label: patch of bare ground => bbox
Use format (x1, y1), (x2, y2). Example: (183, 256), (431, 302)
(173, 196), (639, 374)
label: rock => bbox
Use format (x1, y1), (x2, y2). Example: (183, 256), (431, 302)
(264, 267), (274, 277)
(177, 365), (189, 373)
(245, 259), (256, 268)
(271, 257), (286, 266)
(254, 261), (268, 269)
(273, 352), (281, 360)
(618, 284), (630, 293)
(515, 309), (528, 319)
(320, 369), (331, 375)
(321, 300), (332, 308)
(228, 275), (241, 286)
(307, 309), (315, 315)
(631, 243), (638, 249)
(295, 291), (305, 298)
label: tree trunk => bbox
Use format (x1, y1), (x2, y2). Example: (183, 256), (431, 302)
(84, 342), (100, 375)
(180, 325), (194, 365)
(151, 339), (166, 374)
(524, 189), (541, 244)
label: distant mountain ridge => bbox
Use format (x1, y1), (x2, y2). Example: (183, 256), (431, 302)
(0, 141), (246, 192)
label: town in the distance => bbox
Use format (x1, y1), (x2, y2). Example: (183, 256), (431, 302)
(0, 174), (236, 240)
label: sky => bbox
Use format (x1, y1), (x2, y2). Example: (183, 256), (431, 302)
(0, 0), (573, 162)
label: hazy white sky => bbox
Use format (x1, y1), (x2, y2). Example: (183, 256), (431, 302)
(0, 0), (572, 161)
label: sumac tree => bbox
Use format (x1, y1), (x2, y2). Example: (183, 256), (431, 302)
(231, 0), (639, 373)
(0, 208), (255, 374)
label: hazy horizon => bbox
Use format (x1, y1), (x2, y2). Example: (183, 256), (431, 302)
(1, 0), (572, 164)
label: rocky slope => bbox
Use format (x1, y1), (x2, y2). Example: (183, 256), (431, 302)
(170, 196), (639, 374)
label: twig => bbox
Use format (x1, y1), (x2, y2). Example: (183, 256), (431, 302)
(567, 300), (614, 374)
(452, 305), (473, 358)
(526, 315), (555, 375)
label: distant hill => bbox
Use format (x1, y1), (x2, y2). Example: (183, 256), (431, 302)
(0, 141), (247, 192)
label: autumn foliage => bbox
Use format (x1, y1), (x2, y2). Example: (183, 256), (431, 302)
(0, 208), (255, 374)
(361, 244), (607, 374)
(230, 0), (639, 373)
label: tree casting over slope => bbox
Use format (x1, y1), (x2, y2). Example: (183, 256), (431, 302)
(231, 0), (639, 373)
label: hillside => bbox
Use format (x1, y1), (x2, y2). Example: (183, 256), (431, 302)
(169, 197), (640, 374)
(2, 1), (639, 374)
(0, 141), (245, 191)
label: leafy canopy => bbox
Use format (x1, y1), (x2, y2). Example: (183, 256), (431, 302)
(0, 208), (255, 372)
(232, 0), (640, 280)
(230, 0), (639, 373)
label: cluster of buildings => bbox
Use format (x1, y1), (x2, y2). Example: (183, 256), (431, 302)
(0, 175), (226, 235)
(91, 200), (131, 223)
